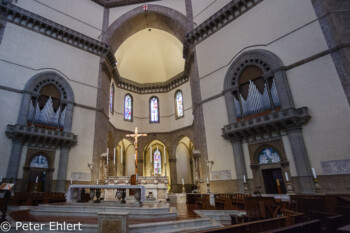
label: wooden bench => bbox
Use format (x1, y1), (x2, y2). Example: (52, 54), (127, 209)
(260, 219), (321, 233)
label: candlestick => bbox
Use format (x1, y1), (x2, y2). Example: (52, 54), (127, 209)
(36, 176), (38, 183)
(114, 148), (116, 165)
(285, 172), (289, 182)
(182, 178), (184, 185)
(207, 177), (209, 184)
(243, 175), (246, 183)
(150, 146), (152, 163)
(312, 168), (317, 178)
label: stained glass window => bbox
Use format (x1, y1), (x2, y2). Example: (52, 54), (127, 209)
(258, 147), (281, 164)
(124, 94), (132, 121)
(110, 84), (114, 114)
(150, 97), (159, 123)
(154, 149), (161, 175)
(175, 90), (184, 118)
(30, 155), (49, 168)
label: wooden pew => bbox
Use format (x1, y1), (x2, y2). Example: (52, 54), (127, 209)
(260, 219), (321, 233)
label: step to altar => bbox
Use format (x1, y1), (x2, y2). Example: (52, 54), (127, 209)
(29, 203), (177, 220)
(194, 210), (246, 225)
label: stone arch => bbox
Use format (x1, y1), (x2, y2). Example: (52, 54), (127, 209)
(18, 71), (75, 132)
(104, 4), (191, 53)
(223, 49), (294, 123)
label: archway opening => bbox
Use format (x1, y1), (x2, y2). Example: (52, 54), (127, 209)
(175, 136), (194, 193)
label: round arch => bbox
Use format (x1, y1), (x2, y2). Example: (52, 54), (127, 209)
(223, 49), (295, 123)
(104, 4), (191, 53)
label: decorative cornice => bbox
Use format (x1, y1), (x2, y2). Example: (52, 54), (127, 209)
(0, 2), (110, 56)
(222, 107), (310, 140)
(185, 0), (263, 46)
(6, 124), (78, 149)
(91, 0), (160, 8)
(103, 48), (193, 94)
(0, 2), (192, 94)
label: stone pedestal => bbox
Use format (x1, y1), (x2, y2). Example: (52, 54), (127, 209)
(98, 212), (129, 233)
(168, 193), (186, 204)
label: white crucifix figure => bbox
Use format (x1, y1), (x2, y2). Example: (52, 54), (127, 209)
(126, 127), (147, 175)
(143, 4), (148, 11)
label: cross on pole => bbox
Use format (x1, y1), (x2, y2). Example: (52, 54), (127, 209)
(143, 4), (148, 11)
(126, 127), (147, 175)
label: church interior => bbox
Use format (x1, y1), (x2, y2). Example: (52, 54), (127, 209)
(0, 0), (350, 232)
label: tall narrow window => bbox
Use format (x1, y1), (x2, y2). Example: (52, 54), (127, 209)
(154, 148), (161, 175)
(175, 90), (184, 119)
(150, 96), (159, 123)
(124, 94), (133, 121)
(110, 84), (115, 114)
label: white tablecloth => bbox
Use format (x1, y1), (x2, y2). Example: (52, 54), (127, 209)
(66, 184), (146, 203)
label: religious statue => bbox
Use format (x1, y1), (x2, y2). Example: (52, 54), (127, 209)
(126, 127), (147, 175)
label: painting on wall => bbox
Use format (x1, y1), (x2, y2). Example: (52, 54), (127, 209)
(258, 147), (281, 164)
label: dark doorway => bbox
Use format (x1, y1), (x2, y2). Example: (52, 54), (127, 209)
(27, 169), (46, 192)
(262, 168), (286, 194)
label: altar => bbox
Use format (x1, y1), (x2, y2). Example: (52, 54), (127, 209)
(105, 176), (168, 201)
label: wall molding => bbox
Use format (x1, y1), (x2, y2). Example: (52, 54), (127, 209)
(185, 0), (263, 47)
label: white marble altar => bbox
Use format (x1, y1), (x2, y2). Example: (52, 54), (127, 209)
(66, 184), (146, 203)
(105, 176), (168, 201)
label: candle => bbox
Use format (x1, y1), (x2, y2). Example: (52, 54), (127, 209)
(36, 176), (38, 183)
(150, 146), (152, 163)
(164, 146), (166, 163)
(285, 172), (289, 182)
(243, 175), (246, 183)
(207, 177), (209, 184)
(134, 153), (136, 161)
(97, 180), (99, 185)
(182, 178), (184, 185)
(114, 148), (116, 165)
(312, 167), (317, 179)
(121, 146), (123, 164)
(70, 177), (72, 184)
(106, 148), (109, 165)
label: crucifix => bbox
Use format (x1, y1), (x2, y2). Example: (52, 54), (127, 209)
(126, 127), (147, 175)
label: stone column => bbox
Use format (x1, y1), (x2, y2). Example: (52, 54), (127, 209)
(63, 102), (74, 132)
(17, 92), (32, 125)
(231, 138), (247, 193)
(169, 157), (177, 192)
(273, 71), (294, 109)
(56, 146), (70, 192)
(286, 126), (314, 193)
(6, 140), (23, 181)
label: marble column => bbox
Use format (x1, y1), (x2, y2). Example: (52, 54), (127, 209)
(286, 126), (314, 193)
(6, 140), (23, 181)
(56, 146), (70, 192)
(231, 138), (247, 193)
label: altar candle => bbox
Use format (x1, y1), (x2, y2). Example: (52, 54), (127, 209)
(121, 147), (123, 164)
(312, 167), (317, 179)
(182, 178), (184, 185)
(70, 177), (72, 184)
(243, 175), (246, 183)
(285, 172), (289, 182)
(114, 148), (116, 165)
(150, 146), (152, 163)
(207, 177), (209, 184)
(36, 176), (38, 183)
(106, 148), (109, 165)
(164, 146), (166, 163)
(97, 180), (99, 185)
